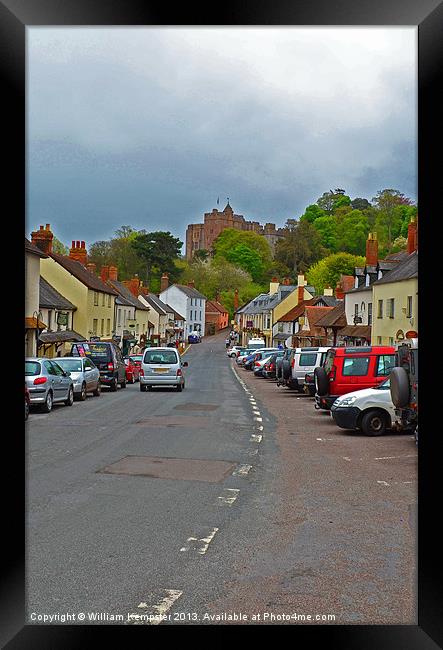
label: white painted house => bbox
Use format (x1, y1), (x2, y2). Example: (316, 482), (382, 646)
(160, 282), (207, 338)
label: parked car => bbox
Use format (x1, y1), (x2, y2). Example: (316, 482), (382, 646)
(262, 351), (285, 379)
(25, 384), (30, 421)
(246, 337), (266, 350)
(390, 339), (418, 434)
(71, 341), (126, 391)
(253, 355), (274, 377)
(244, 348), (278, 371)
(188, 331), (201, 343)
(236, 349), (255, 365)
(129, 354), (143, 370)
(124, 356), (141, 383)
(289, 347), (331, 393)
(25, 357), (74, 412)
(314, 345), (396, 410)
(331, 377), (399, 436)
(227, 345), (246, 358)
(140, 347), (188, 392)
(55, 356), (101, 400)
(276, 348), (292, 385)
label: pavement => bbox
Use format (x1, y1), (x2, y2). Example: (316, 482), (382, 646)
(26, 332), (417, 625)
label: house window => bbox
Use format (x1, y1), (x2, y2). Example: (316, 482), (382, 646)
(354, 304), (358, 318)
(199, 311), (202, 320)
(368, 303), (372, 326)
(106, 319), (111, 335)
(377, 300), (383, 318)
(101, 319), (104, 335)
(406, 296), (413, 318)
(92, 319), (98, 335)
(117, 309), (121, 327)
(389, 337), (394, 345)
(94, 292), (99, 306)
(377, 336), (382, 344)
(108, 295), (111, 307)
(387, 298), (395, 318)
(102, 294), (105, 306)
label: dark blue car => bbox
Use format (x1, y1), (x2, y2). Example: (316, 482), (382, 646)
(188, 333), (201, 344)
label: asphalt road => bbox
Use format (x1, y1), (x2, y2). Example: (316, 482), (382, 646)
(26, 334), (417, 625)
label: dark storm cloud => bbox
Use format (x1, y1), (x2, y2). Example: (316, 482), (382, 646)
(27, 28), (416, 250)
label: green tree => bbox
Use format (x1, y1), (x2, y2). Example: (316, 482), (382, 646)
(372, 189), (414, 251)
(351, 197), (371, 211)
(225, 244), (265, 282)
(131, 231), (183, 287)
(212, 228), (272, 265)
(275, 219), (326, 274)
(299, 204), (327, 224)
(391, 235), (408, 252)
(336, 210), (370, 255)
(193, 248), (210, 261)
(317, 189), (351, 214)
(52, 236), (69, 255)
(312, 216), (338, 252)
(306, 252), (365, 294)
(88, 240), (113, 269)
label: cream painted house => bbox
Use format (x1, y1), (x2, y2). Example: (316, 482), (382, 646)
(25, 237), (48, 356)
(371, 252), (418, 345)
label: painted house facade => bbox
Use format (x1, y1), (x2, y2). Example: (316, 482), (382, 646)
(160, 281), (207, 338)
(25, 237), (48, 356)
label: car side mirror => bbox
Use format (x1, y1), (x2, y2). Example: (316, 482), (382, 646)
(85, 367), (92, 372)
(182, 361), (188, 367)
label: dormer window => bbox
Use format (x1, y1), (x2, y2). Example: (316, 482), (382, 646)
(365, 274), (370, 287)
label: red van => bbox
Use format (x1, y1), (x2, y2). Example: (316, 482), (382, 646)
(314, 346), (396, 410)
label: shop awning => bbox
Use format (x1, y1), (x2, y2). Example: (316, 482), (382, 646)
(38, 329), (85, 344)
(339, 325), (372, 339)
(273, 332), (290, 340)
(25, 316), (47, 329)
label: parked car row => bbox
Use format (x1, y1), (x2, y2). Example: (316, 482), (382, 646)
(25, 340), (189, 419)
(229, 340), (418, 439)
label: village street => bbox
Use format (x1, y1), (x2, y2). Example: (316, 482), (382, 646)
(26, 332), (417, 625)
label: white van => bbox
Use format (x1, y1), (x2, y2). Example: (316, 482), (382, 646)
(330, 377), (398, 436)
(247, 337), (266, 350)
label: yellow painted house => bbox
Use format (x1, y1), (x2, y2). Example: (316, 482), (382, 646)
(271, 275), (314, 331)
(371, 251), (418, 345)
(37, 251), (118, 341)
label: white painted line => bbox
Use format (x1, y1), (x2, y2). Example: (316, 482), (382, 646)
(342, 456), (352, 461)
(180, 528), (219, 555)
(317, 437), (336, 442)
(374, 455), (416, 460)
(256, 425), (264, 431)
(246, 448), (258, 456)
(232, 464), (252, 476)
(216, 488), (240, 506)
(253, 416), (263, 422)
(129, 589), (183, 625)
(250, 434), (263, 443)
(253, 410), (261, 416)
(377, 480), (390, 486)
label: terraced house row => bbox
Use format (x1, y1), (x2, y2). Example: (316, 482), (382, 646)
(25, 224), (221, 358)
(234, 218), (418, 348)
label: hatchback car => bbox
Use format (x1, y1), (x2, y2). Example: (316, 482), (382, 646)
(188, 331), (201, 344)
(55, 356), (101, 400)
(124, 356), (141, 383)
(71, 341), (126, 391)
(25, 358), (74, 412)
(331, 378), (398, 436)
(140, 347), (188, 391)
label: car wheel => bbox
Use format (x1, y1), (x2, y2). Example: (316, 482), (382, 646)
(140, 383), (147, 392)
(361, 409), (388, 436)
(121, 377), (127, 388)
(314, 367), (329, 396)
(176, 383), (183, 392)
(65, 386), (74, 406)
(93, 381), (101, 397)
(77, 383), (87, 401)
(41, 390), (53, 413)
(25, 400), (29, 421)
(110, 378), (118, 392)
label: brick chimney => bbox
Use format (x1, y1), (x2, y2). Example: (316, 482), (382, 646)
(335, 282), (345, 300)
(128, 275), (140, 297)
(160, 273), (169, 293)
(108, 265), (118, 281)
(69, 240), (87, 266)
(100, 266), (109, 282)
(139, 285), (149, 296)
(87, 263), (96, 275)
(365, 232), (378, 266)
(188, 280), (195, 288)
(297, 274), (306, 303)
(234, 288), (239, 312)
(282, 277), (291, 286)
(31, 224), (53, 255)
(407, 216), (418, 254)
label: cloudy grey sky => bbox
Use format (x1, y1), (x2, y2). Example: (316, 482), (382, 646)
(27, 27), (416, 252)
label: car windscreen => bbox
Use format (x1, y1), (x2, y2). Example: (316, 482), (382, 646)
(56, 359), (83, 372)
(25, 361), (41, 376)
(144, 350), (178, 364)
(72, 343), (111, 359)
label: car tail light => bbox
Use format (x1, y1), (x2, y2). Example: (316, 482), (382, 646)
(139, 368), (144, 376)
(270, 363), (275, 370)
(291, 358), (295, 368)
(33, 377), (47, 385)
(108, 362), (114, 371)
(176, 369), (182, 376)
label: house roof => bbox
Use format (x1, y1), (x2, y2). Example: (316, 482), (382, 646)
(170, 284), (207, 300)
(39, 329), (86, 344)
(48, 253), (118, 295)
(339, 325), (372, 340)
(141, 293), (172, 315)
(305, 306), (334, 328)
(206, 299), (229, 314)
(25, 238), (48, 258)
(372, 251), (418, 285)
(384, 250), (409, 262)
(107, 279), (150, 311)
(164, 304), (185, 321)
(277, 296), (336, 323)
(39, 277), (76, 310)
(315, 301), (347, 328)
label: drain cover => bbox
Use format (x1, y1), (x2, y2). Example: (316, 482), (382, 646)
(97, 456), (236, 483)
(174, 403), (219, 412)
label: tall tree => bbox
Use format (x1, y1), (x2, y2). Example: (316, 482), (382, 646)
(275, 219), (325, 274)
(52, 236), (69, 255)
(306, 253), (365, 294)
(372, 189), (414, 251)
(131, 231), (183, 286)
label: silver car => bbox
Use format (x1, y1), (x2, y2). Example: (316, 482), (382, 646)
(55, 356), (101, 400)
(25, 357), (74, 412)
(140, 347), (188, 392)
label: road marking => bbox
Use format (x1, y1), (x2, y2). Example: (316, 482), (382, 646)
(255, 424), (264, 431)
(342, 456), (352, 461)
(232, 463), (252, 476)
(253, 416), (263, 422)
(250, 434), (262, 443)
(375, 454), (417, 460)
(316, 437), (336, 441)
(128, 589), (183, 625)
(180, 527), (219, 555)
(253, 410), (261, 416)
(377, 480), (390, 486)
(216, 488), (240, 506)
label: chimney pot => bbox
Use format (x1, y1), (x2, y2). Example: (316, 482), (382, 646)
(365, 232), (378, 266)
(30, 224), (54, 254)
(100, 265), (110, 282)
(108, 265), (118, 281)
(45, 224), (50, 230)
(160, 272), (169, 293)
(40, 225), (44, 230)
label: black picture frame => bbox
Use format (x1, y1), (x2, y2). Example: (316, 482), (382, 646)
(6, 0), (442, 646)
